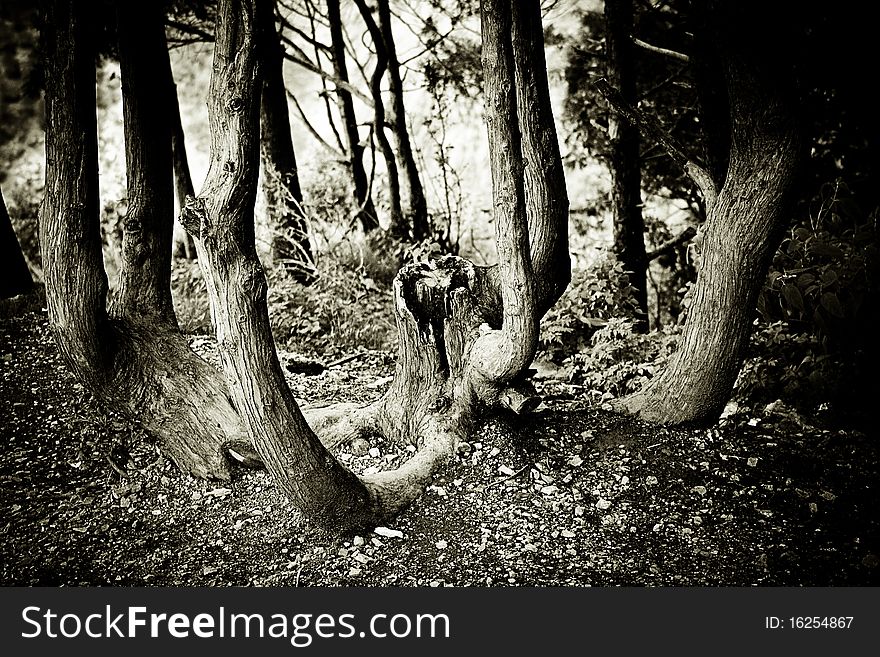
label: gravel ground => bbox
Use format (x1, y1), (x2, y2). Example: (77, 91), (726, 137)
(1, 304), (878, 586)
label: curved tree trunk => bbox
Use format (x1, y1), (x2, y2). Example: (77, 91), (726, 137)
(605, 0), (648, 330)
(189, 0), (556, 533)
(619, 4), (801, 425)
(511, 0), (570, 314)
(259, 0), (316, 283)
(0, 186), (33, 299)
(39, 0), (254, 481)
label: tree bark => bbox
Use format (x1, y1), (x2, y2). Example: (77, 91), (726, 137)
(604, 0), (648, 330)
(618, 2), (802, 425)
(511, 0), (570, 314)
(259, 0), (316, 283)
(112, 1), (177, 327)
(0, 186), (33, 299)
(327, 0), (378, 233)
(353, 0), (406, 239)
(186, 0), (383, 532)
(39, 0), (255, 481)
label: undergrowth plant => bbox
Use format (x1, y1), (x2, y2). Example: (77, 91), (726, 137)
(539, 255), (641, 364)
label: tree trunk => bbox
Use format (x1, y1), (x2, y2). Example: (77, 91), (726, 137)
(188, 0), (554, 533)
(259, 1), (316, 283)
(375, 0), (429, 241)
(605, 0), (648, 330)
(39, 0), (255, 481)
(511, 0), (570, 314)
(354, 0), (406, 239)
(619, 4), (801, 425)
(0, 186), (33, 299)
(169, 78), (199, 260)
(327, 0), (379, 233)
(112, 1), (177, 327)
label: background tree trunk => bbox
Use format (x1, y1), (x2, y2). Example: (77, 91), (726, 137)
(375, 0), (429, 241)
(354, 0), (406, 239)
(605, 0), (648, 330)
(169, 78), (199, 260)
(39, 0), (255, 481)
(0, 185), (33, 299)
(259, 0), (316, 283)
(619, 3), (802, 424)
(327, 0), (378, 233)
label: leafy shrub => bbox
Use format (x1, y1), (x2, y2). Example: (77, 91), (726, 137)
(538, 255), (641, 363)
(170, 259), (212, 334)
(569, 318), (678, 399)
(758, 180), (878, 344)
(267, 248), (397, 357)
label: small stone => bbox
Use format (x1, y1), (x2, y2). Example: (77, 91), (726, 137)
(498, 465), (515, 476)
(350, 438), (370, 456)
(646, 476), (658, 485)
(348, 568), (362, 577)
(567, 455), (583, 467)
(352, 535), (365, 546)
(541, 485), (559, 496)
(747, 457), (758, 467)
(435, 540), (448, 549)
(561, 530), (576, 538)
(353, 553), (371, 564)
(374, 526), (404, 539)
(368, 447), (381, 458)
(596, 498), (612, 511)
(692, 485), (707, 496)
(574, 506), (585, 517)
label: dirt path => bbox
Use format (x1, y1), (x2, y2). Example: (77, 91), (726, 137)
(1, 305), (878, 586)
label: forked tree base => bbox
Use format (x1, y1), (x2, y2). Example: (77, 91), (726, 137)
(86, 320), (259, 480)
(307, 256), (540, 519)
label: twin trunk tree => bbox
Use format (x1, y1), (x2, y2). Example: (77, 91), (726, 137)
(40, 0), (258, 481)
(180, 0), (568, 531)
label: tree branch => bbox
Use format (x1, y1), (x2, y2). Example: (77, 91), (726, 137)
(594, 77), (717, 209)
(631, 36), (690, 63)
(645, 226), (696, 261)
(286, 89), (344, 157)
(279, 34), (374, 106)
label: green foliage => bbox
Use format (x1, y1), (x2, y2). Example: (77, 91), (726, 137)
(539, 256), (641, 363)
(569, 317), (678, 399)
